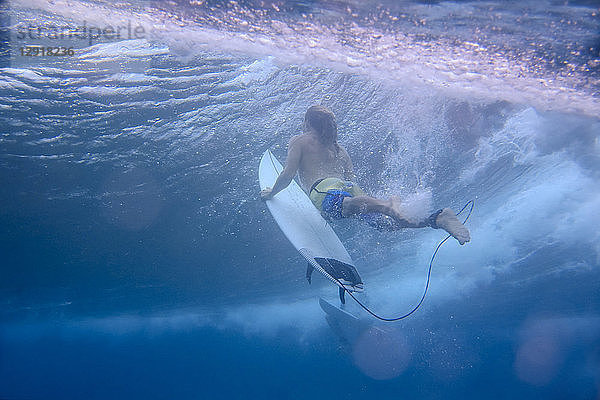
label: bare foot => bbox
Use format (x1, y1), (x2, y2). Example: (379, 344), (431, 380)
(435, 208), (471, 245)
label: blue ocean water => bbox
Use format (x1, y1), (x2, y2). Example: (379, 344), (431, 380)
(1, 0), (599, 398)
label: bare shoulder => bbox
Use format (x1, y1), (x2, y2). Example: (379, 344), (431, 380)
(289, 134), (310, 148)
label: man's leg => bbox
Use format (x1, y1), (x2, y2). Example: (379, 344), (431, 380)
(342, 196), (470, 245)
(341, 195), (401, 219)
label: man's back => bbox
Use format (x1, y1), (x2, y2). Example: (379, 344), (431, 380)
(292, 133), (352, 192)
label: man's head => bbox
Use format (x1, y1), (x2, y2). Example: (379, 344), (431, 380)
(304, 105), (338, 146)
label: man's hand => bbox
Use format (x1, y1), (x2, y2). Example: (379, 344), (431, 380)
(260, 187), (274, 200)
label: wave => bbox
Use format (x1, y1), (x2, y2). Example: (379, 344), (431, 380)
(1, 0), (598, 320)
(9, 0), (600, 116)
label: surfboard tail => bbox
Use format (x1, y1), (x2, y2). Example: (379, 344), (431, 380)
(299, 248), (364, 294)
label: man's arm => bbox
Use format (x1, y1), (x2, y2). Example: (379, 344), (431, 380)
(261, 137), (302, 200)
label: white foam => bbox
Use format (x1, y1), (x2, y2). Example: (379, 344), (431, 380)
(395, 189), (433, 224)
(421, 156), (599, 298)
(11, 0), (600, 117)
(0, 68), (59, 84)
(222, 298), (325, 338)
(0, 74), (40, 91)
(460, 108), (541, 184)
(78, 39), (169, 60)
(229, 57), (278, 86)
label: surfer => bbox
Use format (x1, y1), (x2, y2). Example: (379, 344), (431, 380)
(260, 105), (470, 245)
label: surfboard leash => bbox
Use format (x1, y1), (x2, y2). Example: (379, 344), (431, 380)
(331, 199), (475, 322)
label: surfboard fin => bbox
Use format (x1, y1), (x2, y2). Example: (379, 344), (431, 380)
(339, 286), (346, 304)
(306, 262), (314, 284)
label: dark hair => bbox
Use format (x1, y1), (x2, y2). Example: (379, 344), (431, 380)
(304, 105), (339, 151)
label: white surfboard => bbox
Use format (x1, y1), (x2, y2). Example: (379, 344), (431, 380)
(259, 149), (363, 303)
